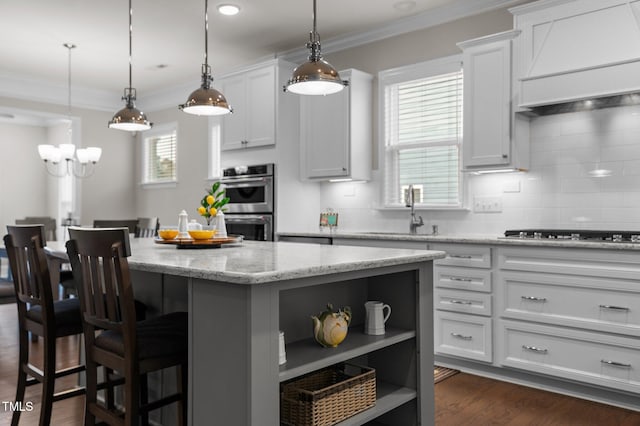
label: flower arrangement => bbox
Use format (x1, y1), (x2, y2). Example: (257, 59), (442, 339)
(197, 182), (230, 226)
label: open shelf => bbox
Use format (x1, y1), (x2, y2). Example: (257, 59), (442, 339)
(280, 381), (415, 426)
(279, 327), (415, 382)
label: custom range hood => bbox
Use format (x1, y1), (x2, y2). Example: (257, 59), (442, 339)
(511, 0), (640, 112)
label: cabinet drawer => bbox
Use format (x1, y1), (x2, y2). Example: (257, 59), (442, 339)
(435, 311), (492, 362)
(435, 288), (492, 316)
(498, 271), (640, 336)
(431, 244), (491, 268)
(435, 266), (492, 292)
(498, 247), (640, 280)
(499, 320), (640, 394)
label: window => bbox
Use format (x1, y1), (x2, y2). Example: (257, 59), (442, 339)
(142, 123), (177, 184)
(380, 55), (463, 208)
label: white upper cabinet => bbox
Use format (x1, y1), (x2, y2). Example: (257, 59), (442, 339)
(459, 30), (529, 172)
(219, 61), (281, 150)
(299, 69), (372, 181)
(511, 0), (640, 107)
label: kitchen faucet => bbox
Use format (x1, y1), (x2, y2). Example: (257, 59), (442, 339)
(405, 184), (424, 234)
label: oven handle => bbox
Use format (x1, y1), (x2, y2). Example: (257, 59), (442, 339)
(225, 215), (271, 224)
(221, 176), (271, 186)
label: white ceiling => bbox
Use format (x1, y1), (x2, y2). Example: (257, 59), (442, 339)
(0, 0), (525, 111)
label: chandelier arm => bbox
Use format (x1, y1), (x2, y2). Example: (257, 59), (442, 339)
(43, 161), (69, 178)
(71, 162), (96, 179)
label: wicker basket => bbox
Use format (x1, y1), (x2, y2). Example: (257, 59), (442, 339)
(280, 363), (376, 426)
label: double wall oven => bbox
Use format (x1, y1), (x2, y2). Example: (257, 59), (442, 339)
(221, 164), (275, 241)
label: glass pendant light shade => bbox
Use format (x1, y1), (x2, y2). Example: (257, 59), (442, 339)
(109, 0), (152, 131)
(179, 0), (232, 116)
(285, 0), (347, 96)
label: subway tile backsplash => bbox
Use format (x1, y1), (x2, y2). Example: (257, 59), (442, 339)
(320, 104), (640, 235)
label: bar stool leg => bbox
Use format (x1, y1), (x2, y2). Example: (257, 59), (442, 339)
(39, 335), (56, 425)
(11, 329), (29, 426)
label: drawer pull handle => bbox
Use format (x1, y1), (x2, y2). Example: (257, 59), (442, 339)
(601, 359), (632, 368)
(522, 345), (548, 354)
(450, 299), (473, 305)
(449, 277), (473, 282)
(451, 332), (472, 340)
(521, 296), (547, 302)
(599, 305), (630, 312)
(450, 254), (472, 259)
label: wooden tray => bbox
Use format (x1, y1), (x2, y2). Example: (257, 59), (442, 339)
(154, 235), (242, 249)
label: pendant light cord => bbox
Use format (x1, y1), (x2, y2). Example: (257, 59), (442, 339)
(128, 0), (133, 91)
(64, 43), (75, 118)
(204, 0), (209, 69)
(307, 0), (321, 61)
(201, 0), (212, 89)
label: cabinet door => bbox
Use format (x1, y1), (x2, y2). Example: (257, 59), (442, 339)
(245, 67), (275, 148)
(220, 74), (247, 150)
(462, 39), (512, 168)
(219, 66), (276, 150)
(300, 87), (350, 178)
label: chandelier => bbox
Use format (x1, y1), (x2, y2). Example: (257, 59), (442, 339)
(38, 43), (102, 178)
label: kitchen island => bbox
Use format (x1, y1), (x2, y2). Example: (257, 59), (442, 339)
(47, 238), (445, 425)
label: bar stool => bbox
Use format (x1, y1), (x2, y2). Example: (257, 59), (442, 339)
(4, 225), (85, 426)
(66, 227), (188, 426)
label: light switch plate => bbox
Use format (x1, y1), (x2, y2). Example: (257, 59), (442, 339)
(473, 196), (503, 213)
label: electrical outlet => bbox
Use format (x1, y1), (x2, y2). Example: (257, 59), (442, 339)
(473, 196), (503, 213)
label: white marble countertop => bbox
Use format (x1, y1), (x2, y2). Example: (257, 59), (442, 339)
(277, 231), (640, 251)
(44, 239), (445, 285)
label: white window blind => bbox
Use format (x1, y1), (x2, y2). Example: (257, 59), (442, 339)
(381, 56), (463, 208)
(143, 126), (177, 184)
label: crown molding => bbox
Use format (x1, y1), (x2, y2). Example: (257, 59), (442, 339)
(279, 0), (525, 63)
(0, 72), (119, 112)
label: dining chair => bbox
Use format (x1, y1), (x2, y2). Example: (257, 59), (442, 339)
(66, 227), (187, 426)
(16, 217), (57, 241)
(93, 220), (139, 235)
(14, 217), (77, 299)
(135, 217), (158, 238)
(4, 225), (85, 426)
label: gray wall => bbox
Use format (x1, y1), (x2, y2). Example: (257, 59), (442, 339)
(0, 95), (136, 232)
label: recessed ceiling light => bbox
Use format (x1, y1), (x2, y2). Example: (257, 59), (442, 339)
(393, 0), (416, 12)
(218, 4), (240, 16)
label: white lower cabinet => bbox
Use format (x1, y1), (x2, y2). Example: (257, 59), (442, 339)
(435, 311), (492, 362)
(497, 246), (640, 396)
(499, 319), (640, 394)
(431, 244), (494, 363)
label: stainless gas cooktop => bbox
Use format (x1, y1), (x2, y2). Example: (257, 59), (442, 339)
(503, 229), (640, 243)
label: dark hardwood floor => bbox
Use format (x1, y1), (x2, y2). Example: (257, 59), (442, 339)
(1, 303), (639, 425)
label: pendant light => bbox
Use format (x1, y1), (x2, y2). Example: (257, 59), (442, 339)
(38, 43), (102, 178)
(179, 0), (232, 116)
(108, 0), (152, 131)
(284, 0), (347, 96)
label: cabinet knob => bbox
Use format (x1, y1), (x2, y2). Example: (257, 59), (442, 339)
(502, 154), (508, 159)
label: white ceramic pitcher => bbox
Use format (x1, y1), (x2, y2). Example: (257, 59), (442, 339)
(364, 301), (391, 335)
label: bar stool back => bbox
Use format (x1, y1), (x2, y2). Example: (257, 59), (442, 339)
(66, 227), (187, 426)
(4, 224), (85, 426)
